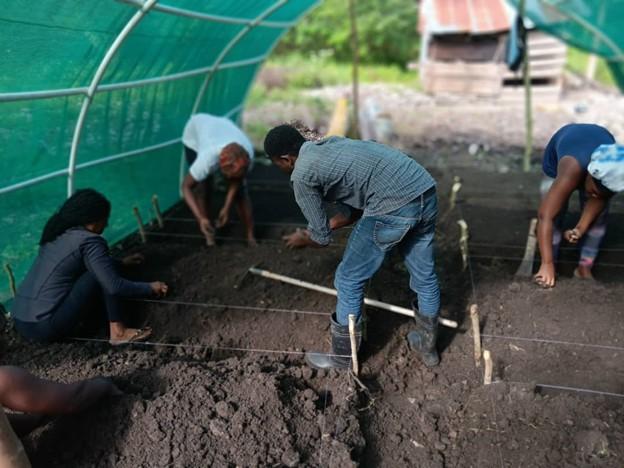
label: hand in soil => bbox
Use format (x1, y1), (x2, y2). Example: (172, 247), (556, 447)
(574, 265), (595, 280)
(150, 281), (168, 297)
(564, 228), (581, 244)
(121, 253), (145, 266)
(215, 208), (229, 229)
(198, 218), (216, 246)
(534, 262), (555, 288)
(91, 377), (124, 397)
(282, 228), (310, 249)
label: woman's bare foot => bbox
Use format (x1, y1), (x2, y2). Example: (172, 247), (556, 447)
(109, 322), (152, 345)
(574, 265), (595, 280)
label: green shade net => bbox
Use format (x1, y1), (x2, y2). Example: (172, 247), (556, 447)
(0, 0), (319, 305)
(508, 0), (624, 91)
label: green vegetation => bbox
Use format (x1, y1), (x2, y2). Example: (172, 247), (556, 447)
(243, 53), (420, 144)
(277, 0), (419, 66)
(248, 52), (419, 104)
(566, 47), (616, 88)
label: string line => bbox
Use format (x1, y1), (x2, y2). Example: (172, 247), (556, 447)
(70, 336), (351, 358)
(131, 298), (331, 317)
(482, 333), (624, 352)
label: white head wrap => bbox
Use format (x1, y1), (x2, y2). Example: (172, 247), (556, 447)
(588, 144), (624, 193)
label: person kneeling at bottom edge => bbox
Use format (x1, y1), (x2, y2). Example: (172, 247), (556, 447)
(264, 124), (441, 369)
(11, 189), (168, 345)
(0, 366), (122, 467)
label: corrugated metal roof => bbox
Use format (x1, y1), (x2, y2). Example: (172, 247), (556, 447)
(419, 0), (515, 35)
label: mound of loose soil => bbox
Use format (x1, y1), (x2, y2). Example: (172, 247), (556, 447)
(24, 356), (364, 468)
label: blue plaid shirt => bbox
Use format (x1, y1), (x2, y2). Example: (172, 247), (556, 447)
(291, 137), (436, 245)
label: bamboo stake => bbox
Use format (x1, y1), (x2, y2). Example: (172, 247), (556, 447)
(519, 0), (533, 172)
(483, 350), (493, 385)
(151, 194), (164, 229)
(3, 263), (16, 298)
(132, 206), (147, 244)
(0, 408), (31, 467)
(457, 219), (469, 271)
(348, 0), (360, 138)
(249, 267), (458, 328)
(515, 217), (538, 277)
(348, 314), (359, 376)
(469, 304), (481, 367)
(449, 176), (462, 210)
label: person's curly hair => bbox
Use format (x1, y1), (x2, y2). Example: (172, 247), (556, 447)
(40, 189), (111, 245)
(219, 143), (250, 179)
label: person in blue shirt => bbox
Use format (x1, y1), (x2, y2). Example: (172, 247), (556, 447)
(535, 123), (616, 287)
(11, 189), (168, 344)
(264, 124), (441, 369)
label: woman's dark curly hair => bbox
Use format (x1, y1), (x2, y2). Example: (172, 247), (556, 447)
(40, 189), (111, 245)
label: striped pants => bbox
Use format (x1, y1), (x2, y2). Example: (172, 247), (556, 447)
(540, 177), (609, 268)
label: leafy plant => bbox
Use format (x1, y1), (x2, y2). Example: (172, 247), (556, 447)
(277, 0), (420, 66)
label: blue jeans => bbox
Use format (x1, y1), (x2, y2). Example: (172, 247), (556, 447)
(334, 188), (440, 325)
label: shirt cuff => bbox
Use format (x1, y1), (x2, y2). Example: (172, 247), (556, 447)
(308, 228), (331, 246)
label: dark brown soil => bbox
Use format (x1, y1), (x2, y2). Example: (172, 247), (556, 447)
(2, 142), (624, 467)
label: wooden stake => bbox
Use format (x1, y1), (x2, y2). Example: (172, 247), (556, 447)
(449, 176), (462, 210)
(151, 194), (164, 229)
(348, 314), (359, 376)
(519, 0), (533, 172)
(3, 263), (16, 298)
(457, 219), (469, 271)
(469, 304), (481, 367)
(515, 217), (538, 277)
(0, 408), (31, 467)
(133, 206), (147, 244)
(483, 350), (493, 385)
(348, 0), (360, 138)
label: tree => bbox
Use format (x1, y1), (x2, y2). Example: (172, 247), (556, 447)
(277, 0), (419, 66)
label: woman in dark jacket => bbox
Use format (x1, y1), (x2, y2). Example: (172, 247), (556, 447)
(12, 189), (167, 344)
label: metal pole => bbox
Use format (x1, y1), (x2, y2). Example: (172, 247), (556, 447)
(118, 0), (294, 28)
(66, 0), (158, 197)
(190, 0), (291, 115)
(179, 0), (293, 189)
(0, 101), (242, 197)
(0, 54), (269, 103)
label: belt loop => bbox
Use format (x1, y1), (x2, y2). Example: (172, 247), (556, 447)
(421, 193), (424, 210)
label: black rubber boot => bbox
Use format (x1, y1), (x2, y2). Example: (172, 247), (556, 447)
(306, 314), (361, 370)
(407, 302), (440, 367)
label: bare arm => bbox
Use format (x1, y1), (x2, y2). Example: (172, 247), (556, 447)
(0, 367), (121, 415)
(576, 197), (607, 236)
(181, 174), (207, 223)
(182, 173), (214, 243)
(329, 209), (362, 230)
(535, 158), (583, 287)
(216, 179), (242, 228)
(222, 179), (241, 216)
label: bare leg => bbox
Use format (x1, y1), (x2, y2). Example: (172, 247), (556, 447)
(109, 322), (151, 344)
(576, 190), (609, 279)
(196, 177), (215, 245)
(235, 195), (256, 246)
